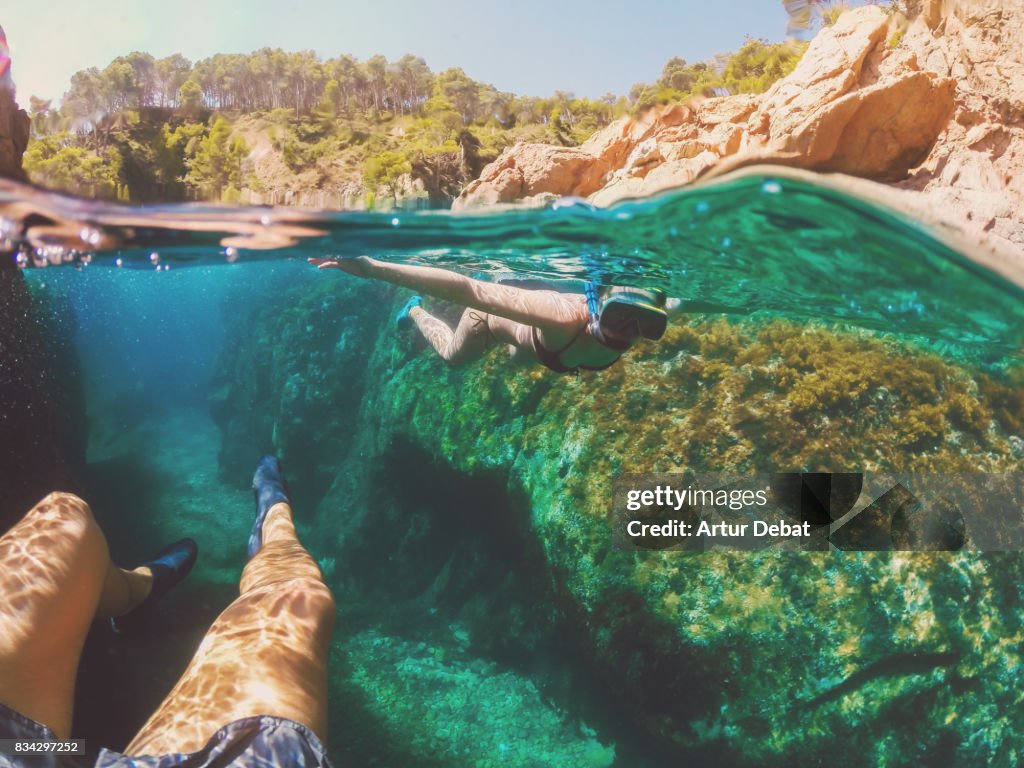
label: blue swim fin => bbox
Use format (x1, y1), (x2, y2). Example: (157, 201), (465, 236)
(396, 295), (423, 329)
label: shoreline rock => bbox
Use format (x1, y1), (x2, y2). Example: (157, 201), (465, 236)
(453, 3), (1024, 259)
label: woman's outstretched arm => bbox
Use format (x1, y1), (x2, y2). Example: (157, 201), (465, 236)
(309, 257), (584, 329)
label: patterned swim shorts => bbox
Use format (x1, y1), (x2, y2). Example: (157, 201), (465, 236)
(0, 702), (332, 768)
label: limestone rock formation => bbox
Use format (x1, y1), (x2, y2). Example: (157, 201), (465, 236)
(453, 3), (1022, 255)
(894, 0), (1024, 249)
(456, 144), (609, 208)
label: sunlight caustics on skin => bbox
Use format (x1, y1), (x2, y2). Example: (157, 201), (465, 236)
(124, 503), (335, 756)
(0, 492), (153, 738)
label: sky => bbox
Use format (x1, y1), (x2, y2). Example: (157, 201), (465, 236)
(3, 0), (791, 104)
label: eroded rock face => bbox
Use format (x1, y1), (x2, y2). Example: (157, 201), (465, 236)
(454, 3), (1021, 254)
(895, 0), (1024, 248)
(456, 144), (609, 207)
(0, 29), (29, 182)
(0, 100), (28, 182)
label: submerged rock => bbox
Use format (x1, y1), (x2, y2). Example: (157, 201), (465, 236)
(335, 629), (616, 768)
(214, 278), (1024, 765)
(209, 273), (389, 509)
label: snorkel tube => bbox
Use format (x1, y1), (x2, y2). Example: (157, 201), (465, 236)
(585, 281), (633, 351)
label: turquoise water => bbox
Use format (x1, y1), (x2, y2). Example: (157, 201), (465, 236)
(3, 173), (1024, 766)
(5, 173), (1023, 362)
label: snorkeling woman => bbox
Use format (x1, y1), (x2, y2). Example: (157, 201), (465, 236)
(309, 256), (671, 374)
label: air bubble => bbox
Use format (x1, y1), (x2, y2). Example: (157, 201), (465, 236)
(224, 247), (239, 263)
(80, 227), (102, 246)
(149, 251), (161, 266)
(551, 197), (596, 212)
(36, 246), (65, 266)
(391, 217), (400, 227)
(14, 251), (28, 268)
(115, 257), (123, 268)
(695, 201), (710, 214)
(761, 180), (782, 194)
(0, 216), (16, 249)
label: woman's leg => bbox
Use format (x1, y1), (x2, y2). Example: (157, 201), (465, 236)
(478, 314), (540, 365)
(409, 306), (494, 365)
(0, 492), (154, 738)
(124, 500), (335, 756)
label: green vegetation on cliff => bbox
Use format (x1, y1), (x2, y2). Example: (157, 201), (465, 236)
(24, 41), (803, 207)
(629, 37), (806, 112)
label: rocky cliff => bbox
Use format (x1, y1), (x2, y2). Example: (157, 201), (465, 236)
(0, 96), (29, 181)
(454, 3), (1024, 257)
(0, 26), (30, 182)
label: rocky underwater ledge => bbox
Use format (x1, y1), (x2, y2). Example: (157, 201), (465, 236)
(210, 273), (1024, 766)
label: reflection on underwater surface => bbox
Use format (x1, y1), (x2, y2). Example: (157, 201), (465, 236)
(3, 168), (1024, 767)
(3, 168), (1023, 364)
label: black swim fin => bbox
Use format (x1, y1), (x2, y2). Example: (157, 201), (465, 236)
(110, 538), (198, 635)
(249, 455), (291, 559)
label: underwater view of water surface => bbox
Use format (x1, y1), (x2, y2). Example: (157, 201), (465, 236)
(3, 170), (1024, 766)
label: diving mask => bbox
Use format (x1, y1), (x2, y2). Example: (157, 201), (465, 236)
(585, 283), (668, 350)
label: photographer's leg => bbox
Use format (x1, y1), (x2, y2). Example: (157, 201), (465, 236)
(0, 492), (153, 738)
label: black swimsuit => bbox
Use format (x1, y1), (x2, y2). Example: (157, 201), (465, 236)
(532, 327), (621, 374)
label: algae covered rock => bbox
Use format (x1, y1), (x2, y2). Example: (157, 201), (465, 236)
(215, 277), (1023, 766)
(335, 629), (615, 768)
(334, 307), (1021, 764)
(209, 269), (389, 509)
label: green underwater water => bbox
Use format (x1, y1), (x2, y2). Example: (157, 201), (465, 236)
(6, 173), (1024, 766)
(6, 172), (1024, 361)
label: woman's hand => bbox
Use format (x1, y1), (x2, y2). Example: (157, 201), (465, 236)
(308, 256), (373, 277)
